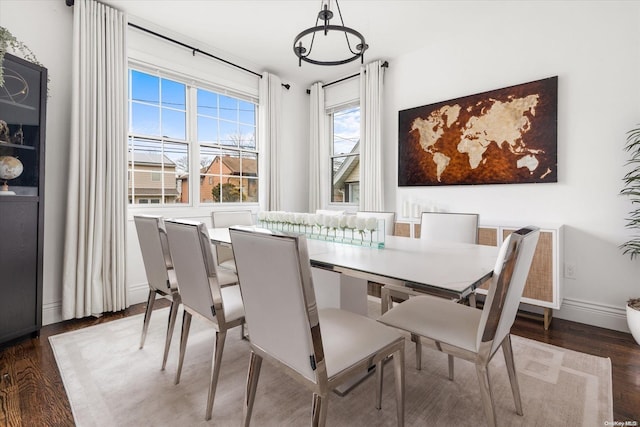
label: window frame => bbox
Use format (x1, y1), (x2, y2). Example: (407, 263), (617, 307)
(328, 102), (361, 207)
(127, 63), (260, 212)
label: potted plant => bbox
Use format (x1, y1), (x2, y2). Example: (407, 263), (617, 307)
(0, 26), (42, 87)
(620, 125), (640, 345)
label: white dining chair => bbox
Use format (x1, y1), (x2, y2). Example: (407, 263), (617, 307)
(381, 212), (479, 314)
(229, 227), (406, 427)
(133, 215), (181, 371)
(211, 210), (253, 272)
(419, 212), (479, 243)
(356, 211), (396, 236)
(165, 219), (245, 421)
(378, 226), (540, 427)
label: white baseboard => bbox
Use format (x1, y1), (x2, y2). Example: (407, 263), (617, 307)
(43, 301), (63, 326)
(554, 297), (629, 333)
(129, 282), (150, 306)
(41, 282), (151, 327)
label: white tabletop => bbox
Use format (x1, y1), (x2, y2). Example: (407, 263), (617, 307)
(209, 227), (498, 298)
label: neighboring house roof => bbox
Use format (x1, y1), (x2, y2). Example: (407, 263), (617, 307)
(128, 152), (176, 167)
(203, 155), (258, 176)
(333, 140), (360, 187)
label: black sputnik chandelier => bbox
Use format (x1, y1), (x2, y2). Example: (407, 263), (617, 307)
(293, 0), (368, 66)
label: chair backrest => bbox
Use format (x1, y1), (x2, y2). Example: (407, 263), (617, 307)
(165, 219), (225, 325)
(356, 211), (396, 236)
(476, 226), (540, 354)
(211, 210), (254, 265)
(134, 215), (175, 292)
(230, 228), (323, 385)
(420, 212), (479, 243)
(211, 210), (254, 228)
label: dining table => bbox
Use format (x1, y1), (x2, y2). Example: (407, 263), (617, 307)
(209, 226), (499, 316)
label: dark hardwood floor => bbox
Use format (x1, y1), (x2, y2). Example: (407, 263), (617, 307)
(1, 300), (639, 426)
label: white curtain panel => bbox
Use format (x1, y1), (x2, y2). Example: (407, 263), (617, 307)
(359, 60), (385, 211)
(308, 82), (326, 212)
(62, 0), (128, 319)
(259, 72), (282, 211)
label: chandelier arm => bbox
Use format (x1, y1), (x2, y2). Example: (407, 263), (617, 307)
(293, 25), (367, 66)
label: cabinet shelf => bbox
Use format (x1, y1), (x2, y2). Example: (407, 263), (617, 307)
(0, 142), (36, 151)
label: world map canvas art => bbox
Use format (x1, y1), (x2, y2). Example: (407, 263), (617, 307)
(398, 76), (557, 186)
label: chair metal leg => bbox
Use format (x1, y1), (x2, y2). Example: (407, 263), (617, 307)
(393, 348), (405, 427)
(175, 311), (192, 385)
(243, 351), (263, 427)
(375, 360), (383, 410)
(381, 286), (392, 314)
(448, 354), (454, 381)
(475, 363), (497, 427)
(502, 335), (523, 415)
(468, 292), (477, 308)
(161, 297), (180, 371)
(411, 334), (422, 370)
(139, 289), (156, 349)
(205, 330), (227, 420)
(311, 392), (328, 427)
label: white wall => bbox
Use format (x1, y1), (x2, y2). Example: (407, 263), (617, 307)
(383, 2), (640, 331)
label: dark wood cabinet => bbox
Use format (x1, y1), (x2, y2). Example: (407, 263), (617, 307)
(0, 53), (47, 346)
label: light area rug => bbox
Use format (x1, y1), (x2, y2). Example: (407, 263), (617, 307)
(50, 299), (613, 427)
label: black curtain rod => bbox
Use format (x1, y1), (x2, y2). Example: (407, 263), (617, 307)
(65, 0), (290, 90)
(306, 61), (388, 94)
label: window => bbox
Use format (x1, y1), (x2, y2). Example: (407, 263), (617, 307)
(197, 89), (258, 204)
(330, 106), (360, 204)
(128, 68), (258, 206)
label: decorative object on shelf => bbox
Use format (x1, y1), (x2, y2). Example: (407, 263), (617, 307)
(11, 124), (23, 145)
(0, 26), (43, 88)
(620, 124), (640, 345)
(0, 155), (23, 195)
(293, 0), (368, 67)
(257, 211), (385, 248)
(0, 119), (9, 143)
(398, 76), (558, 187)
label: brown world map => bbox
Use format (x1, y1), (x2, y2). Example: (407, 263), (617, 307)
(398, 77), (557, 186)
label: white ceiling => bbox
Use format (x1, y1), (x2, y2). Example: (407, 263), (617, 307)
(100, 0), (480, 88)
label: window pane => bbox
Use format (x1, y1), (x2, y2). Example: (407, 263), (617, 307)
(331, 155), (360, 203)
(161, 79), (185, 109)
(128, 138), (188, 205)
(243, 178), (259, 202)
(333, 107), (360, 155)
(131, 103), (160, 135)
(131, 70), (159, 104)
(219, 120), (238, 146)
(219, 95), (237, 121)
(197, 116), (218, 143)
(239, 100), (255, 125)
(197, 89), (218, 117)
(161, 108), (186, 140)
(239, 124), (256, 149)
(164, 142), (189, 204)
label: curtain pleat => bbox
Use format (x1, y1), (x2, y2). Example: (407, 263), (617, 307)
(62, 0), (128, 319)
(308, 82), (325, 212)
(360, 60), (385, 211)
(259, 72), (283, 211)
